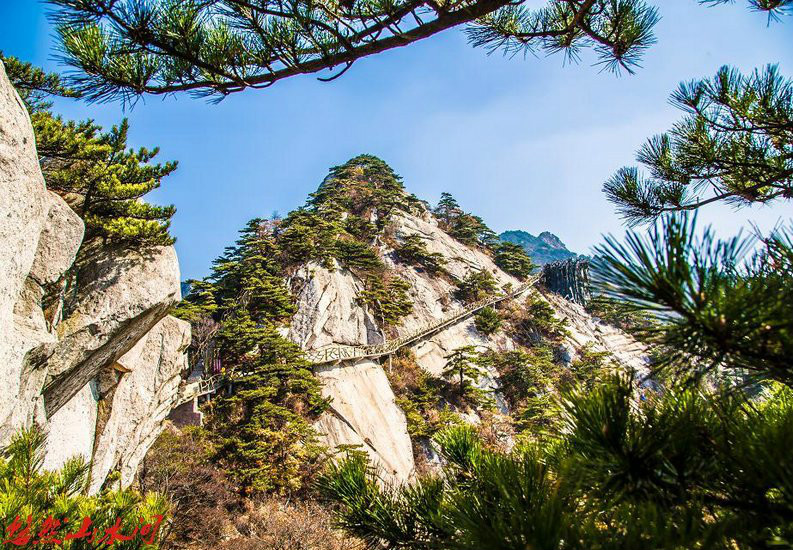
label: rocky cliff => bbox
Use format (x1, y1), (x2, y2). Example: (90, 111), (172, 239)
(287, 176), (649, 483)
(0, 61), (190, 491)
(542, 258), (591, 306)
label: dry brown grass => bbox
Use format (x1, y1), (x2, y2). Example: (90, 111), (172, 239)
(220, 498), (363, 550)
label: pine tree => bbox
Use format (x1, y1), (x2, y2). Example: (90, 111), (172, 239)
(2, 54), (177, 247)
(596, 65), (793, 386)
(319, 62), (793, 550)
(358, 275), (413, 328)
(177, 219), (328, 495)
(455, 269), (497, 302)
(395, 234), (447, 274)
(604, 65), (793, 225)
(36, 116), (177, 246)
(319, 379), (793, 549)
(494, 241), (535, 279)
(442, 346), (486, 398)
(0, 426), (169, 550)
(0, 52), (80, 111)
(46, 0), (672, 101)
(473, 306), (501, 335)
(434, 192), (462, 225)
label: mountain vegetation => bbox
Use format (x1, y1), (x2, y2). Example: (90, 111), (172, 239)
(320, 379), (793, 550)
(1, 54), (177, 247)
(1, 427), (168, 549)
(318, 63), (793, 550)
(172, 154), (590, 505)
(173, 218), (328, 496)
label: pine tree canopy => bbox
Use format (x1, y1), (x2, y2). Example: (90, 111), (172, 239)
(604, 65), (793, 226)
(0, 51), (80, 111)
(494, 240), (535, 279)
(594, 213), (793, 386)
(595, 64), (793, 387)
(319, 378), (793, 549)
(47, 0), (665, 102)
(2, 54), (177, 246)
(175, 217), (328, 495)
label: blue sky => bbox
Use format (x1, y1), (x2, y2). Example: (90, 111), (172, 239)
(1, 1), (791, 280)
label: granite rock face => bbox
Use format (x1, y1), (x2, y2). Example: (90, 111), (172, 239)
(542, 258), (591, 306)
(314, 359), (415, 481)
(290, 204), (649, 483)
(89, 315), (191, 492)
(0, 60), (190, 491)
(42, 245), (181, 416)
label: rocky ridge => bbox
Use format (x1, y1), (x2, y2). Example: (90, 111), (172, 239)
(287, 181), (649, 483)
(500, 229), (577, 264)
(0, 61), (190, 491)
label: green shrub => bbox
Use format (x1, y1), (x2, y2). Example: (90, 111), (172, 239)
(494, 242), (535, 279)
(320, 380), (793, 550)
(358, 276), (413, 327)
(474, 306), (501, 335)
(334, 239), (384, 272)
(0, 426), (168, 549)
(454, 270), (497, 302)
(519, 295), (568, 340)
(394, 234), (447, 274)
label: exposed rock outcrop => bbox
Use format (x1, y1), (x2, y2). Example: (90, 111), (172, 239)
(89, 315), (191, 492)
(542, 258), (591, 306)
(314, 359), (414, 481)
(290, 190), (648, 483)
(42, 245), (181, 416)
(0, 60), (189, 491)
(0, 59), (54, 442)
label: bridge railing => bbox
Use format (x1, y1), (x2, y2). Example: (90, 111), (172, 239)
(185, 275), (538, 400)
(305, 277), (536, 365)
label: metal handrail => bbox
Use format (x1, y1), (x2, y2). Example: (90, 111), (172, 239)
(305, 276), (537, 365)
(180, 275), (538, 403)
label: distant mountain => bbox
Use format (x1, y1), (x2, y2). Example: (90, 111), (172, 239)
(499, 230), (577, 265)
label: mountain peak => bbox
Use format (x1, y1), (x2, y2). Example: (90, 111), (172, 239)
(499, 230), (576, 265)
(307, 155), (424, 221)
(537, 231), (565, 249)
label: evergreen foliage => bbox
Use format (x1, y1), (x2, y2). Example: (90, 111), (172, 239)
(473, 306), (501, 335)
(394, 234), (447, 274)
(319, 378), (793, 549)
(48, 0), (671, 101)
(175, 218), (328, 495)
(276, 156), (418, 328)
(321, 60), (793, 548)
(37, 117), (177, 246)
(441, 346), (489, 400)
(507, 293), (569, 342)
(358, 275), (413, 328)
(434, 192), (499, 249)
(454, 269), (497, 302)
(604, 65), (793, 225)
(2, 54), (176, 247)
(494, 241), (535, 279)
(0, 426), (169, 549)
(594, 213), (793, 386)
(388, 351), (463, 439)
(0, 52), (80, 111)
